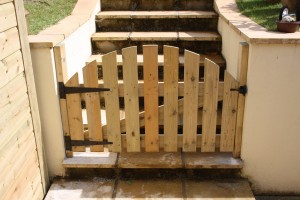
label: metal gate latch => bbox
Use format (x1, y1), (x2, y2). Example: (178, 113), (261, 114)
(230, 85), (248, 96)
(64, 136), (113, 151)
(58, 82), (110, 99)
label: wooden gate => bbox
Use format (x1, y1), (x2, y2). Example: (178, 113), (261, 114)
(56, 44), (248, 158)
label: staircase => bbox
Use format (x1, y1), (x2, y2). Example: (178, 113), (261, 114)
(88, 0), (226, 74)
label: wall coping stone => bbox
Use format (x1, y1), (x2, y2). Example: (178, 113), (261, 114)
(214, 0), (300, 44)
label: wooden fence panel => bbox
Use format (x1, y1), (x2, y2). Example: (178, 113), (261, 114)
(0, 3), (17, 33)
(122, 46), (141, 152)
(143, 45), (159, 152)
(83, 60), (104, 152)
(201, 59), (219, 152)
(66, 73), (85, 152)
(220, 71), (239, 152)
(102, 51), (122, 152)
(183, 50), (200, 152)
(163, 45), (179, 152)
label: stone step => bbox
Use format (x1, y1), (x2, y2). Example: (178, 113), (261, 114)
(63, 152), (243, 169)
(96, 11), (218, 31)
(101, 0), (214, 11)
(87, 53), (225, 67)
(45, 178), (254, 200)
(91, 31), (221, 54)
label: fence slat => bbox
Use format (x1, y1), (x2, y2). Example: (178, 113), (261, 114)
(66, 73), (85, 152)
(220, 71), (239, 152)
(143, 45), (159, 152)
(102, 51), (122, 152)
(183, 50), (200, 152)
(122, 46), (141, 152)
(201, 59), (219, 152)
(233, 42), (249, 158)
(83, 60), (104, 152)
(163, 45), (179, 152)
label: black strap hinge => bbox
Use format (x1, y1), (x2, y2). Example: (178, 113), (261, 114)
(64, 136), (113, 151)
(230, 85), (248, 96)
(59, 82), (110, 99)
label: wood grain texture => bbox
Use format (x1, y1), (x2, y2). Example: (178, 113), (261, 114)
(233, 42), (249, 158)
(14, 0), (49, 192)
(102, 51), (122, 152)
(220, 72), (239, 152)
(66, 73), (85, 152)
(0, 0), (13, 5)
(163, 45), (179, 152)
(143, 45), (159, 152)
(122, 46), (141, 152)
(183, 50), (200, 152)
(0, 50), (24, 89)
(83, 61), (104, 152)
(201, 59), (219, 152)
(0, 3), (17, 32)
(54, 45), (72, 157)
(0, 27), (20, 60)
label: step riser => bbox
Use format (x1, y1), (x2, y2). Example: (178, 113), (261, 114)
(96, 18), (218, 32)
(101, 0), (214, 11)
(92, 41), (221, 55)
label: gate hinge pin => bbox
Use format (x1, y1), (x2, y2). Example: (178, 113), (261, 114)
(230, 85), (248, 96)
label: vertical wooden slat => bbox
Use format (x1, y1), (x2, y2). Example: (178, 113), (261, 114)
(66, 73), (85, 152)
(163, 45), (179, 152)
(102, 51), (122, 152)
(233, 42), (249, 158)
(143, 45), (159, 152)
(220, 71), (239, 152)
(183, 50), (200, 152)
(122, 46), (140, 152)
(83, 60), (103, 152)
(201, 59), (219, 152)
(53, 45), (73, 157)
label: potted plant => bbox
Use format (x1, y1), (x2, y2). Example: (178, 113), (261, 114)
(277, 0), (300, 32)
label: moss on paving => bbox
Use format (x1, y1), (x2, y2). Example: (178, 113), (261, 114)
(24, 0), (77, 35)
(236, 0), (282, 31)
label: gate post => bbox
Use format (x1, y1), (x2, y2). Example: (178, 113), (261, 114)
(233, 42), (249, 158)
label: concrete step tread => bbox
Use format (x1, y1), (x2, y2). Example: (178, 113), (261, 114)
(87, 53), (225, 66)
(96, 10), (217, 19)
(92, 31), (221, 41)
(63, 152), (243, 169)
(45, 179), (254, 200)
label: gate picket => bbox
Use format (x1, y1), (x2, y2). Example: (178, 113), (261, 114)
(183, 50), (200, 152)
(122, 46), (141, 152)
(102, 51), (122, 152)
(220, 71), (239, 152)
(163, 45), (179, 152)
(83, 61), (104, 152)
(143, 45), (159, 152)
(201, 59), (219, 152)
(66, 73), (85, 152)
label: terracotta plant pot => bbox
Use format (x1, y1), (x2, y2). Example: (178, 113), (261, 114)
(276, 21), (300, 32)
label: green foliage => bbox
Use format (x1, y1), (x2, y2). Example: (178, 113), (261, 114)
(24, 0), (77, 35)
(236, 0), (282, 31)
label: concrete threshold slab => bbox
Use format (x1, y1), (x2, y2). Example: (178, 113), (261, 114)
(45, 179), (255, 199)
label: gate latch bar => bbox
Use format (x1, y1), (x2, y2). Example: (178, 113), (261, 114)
(230, 85), (248, 96)
(64, 136), (113, 151)
(59, 82), (110, 99)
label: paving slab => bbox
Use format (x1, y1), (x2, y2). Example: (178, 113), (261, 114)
(116, 179), (184, 199)
(185, 179), (255, 200)
(118, 152), (183, 168)
(44, 179), (115, 200)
